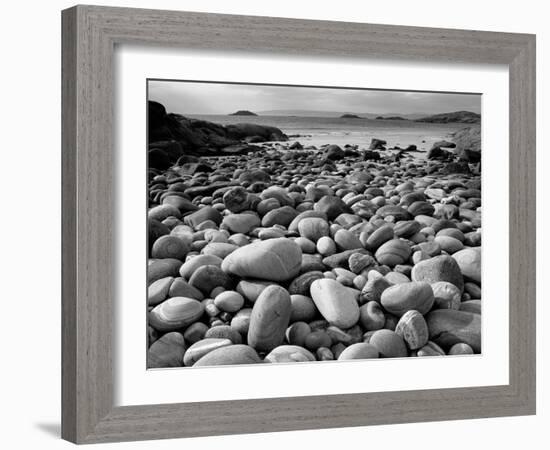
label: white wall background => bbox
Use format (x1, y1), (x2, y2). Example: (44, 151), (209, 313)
(0, 0), (546, 448)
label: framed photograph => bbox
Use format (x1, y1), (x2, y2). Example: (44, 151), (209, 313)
(62, 5), (536, 444)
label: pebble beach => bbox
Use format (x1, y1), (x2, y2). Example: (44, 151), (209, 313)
(146, 106), (482, 369)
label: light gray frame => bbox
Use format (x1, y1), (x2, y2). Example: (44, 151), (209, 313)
(62, 5), (536, 444)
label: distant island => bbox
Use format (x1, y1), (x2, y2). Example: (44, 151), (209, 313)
(340, 114), (361, 119)
(376, 116), (407, 121)
(415, 111), (481, 124)
(229, 110), (258, 116)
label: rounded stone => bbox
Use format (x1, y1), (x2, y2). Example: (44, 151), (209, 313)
(310, 278), (360, 328)
(264, 345), (316, 363)
(193, 344), (261, 366)
(183, 322), (209, 344)
(147, 332), (186, 368)
(205, 325), (243, 344)
(148, 259), (183, 285)
(221, 213), (261, 234)
(338, 343), (379, 360)
(316, 236), (337, 256)
(334, 229), (363, 251)
(448, 343), (475, 355)
(247, 285), (292, 352)
(297, 217), (330, 242)
(434, 235), (464, 254)
(148, 276), (174, 306)
(369, 329), (407, 358)
(290, 295), (318, 322)
(431, 281), (461, 310)
(230, 308), (253, 335)
(395, 310), (429, 350)
(304, 330), (332, 351)
(223, 186), (250, 212)
(425, 309), (481, 352)
(285, 322), (312, 347)
(288, 271), (324, 296)
(221, 238), (302, 282)
(380, 281), (435, 317)
(366, 225), (394, 250)
(375, 239), (412, 266)
(452, 247), (482, 284)
(359, 301), (386, 331)
(214, 290), (245, 313)
(314, 195), (348, 220)
(261, 205), (298, 227)
(149, 297), (205, 332)
(189, 264), (232, 294)
(411, 255), (465, 292)
(179, 254), (223, 279)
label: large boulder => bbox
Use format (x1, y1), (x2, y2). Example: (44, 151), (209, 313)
(221, 238), (302, 281)
(369, 138), (387, 150)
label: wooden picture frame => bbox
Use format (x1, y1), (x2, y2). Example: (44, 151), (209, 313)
(61, 5), (536, 444)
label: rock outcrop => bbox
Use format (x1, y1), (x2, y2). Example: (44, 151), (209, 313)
(148, 101), (288, 169)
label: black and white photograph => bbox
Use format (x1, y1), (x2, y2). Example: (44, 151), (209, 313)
(146, 80), (482, 369)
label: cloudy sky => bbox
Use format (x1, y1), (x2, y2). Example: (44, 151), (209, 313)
(148, 80), (480, 116)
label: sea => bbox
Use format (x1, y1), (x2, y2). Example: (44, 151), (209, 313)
(187, 114), (471, 154)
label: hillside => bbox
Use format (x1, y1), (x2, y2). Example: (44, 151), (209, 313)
(416, 111), (481, 124)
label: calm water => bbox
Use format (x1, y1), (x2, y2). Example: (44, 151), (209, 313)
(188, 114), (470, 152)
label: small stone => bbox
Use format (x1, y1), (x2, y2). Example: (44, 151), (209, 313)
(147, 332), (186, 368)
(425, 309), (481, 352)
(288, 271), (324, 295)
(223, 186), (250, 212)
(193, 344), (261, 366)
(395, 310), (429, 350)
(304, 330), (332, 351)
(222, 213), (260, 234)
(297, 217), (330, 242)
(375, 239), (412, 266)
(334, 229), (363, 251)
(431, 281), (461, 310)
(290, 295), (318, 322)
(359, 301), (386, 331)
(149, 297), (204, 332)
(205, 325), (243, 344)
(369, 329), (407, 358)
(189, 264), (232, 294)
(316, 236), (337, 256)
(261, 205), (298, 227)
(448, 343), (475, 355)
(314, 195), (349, 220)
(214, 291), (245, 313)
(286, 322), (312, 346)
(264, 345), (315, 363)
(148, 276), (174, 306)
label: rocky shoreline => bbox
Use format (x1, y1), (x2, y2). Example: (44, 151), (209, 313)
(147, 106), (482, 369)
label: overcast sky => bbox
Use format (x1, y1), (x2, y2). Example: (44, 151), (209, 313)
(148, 80), (481, 115)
